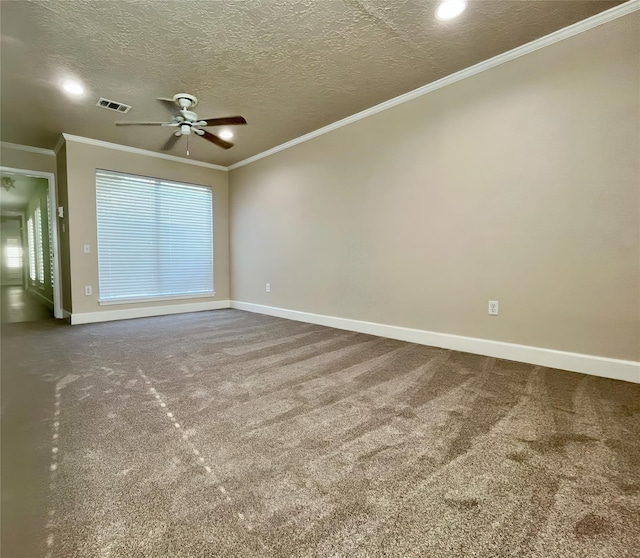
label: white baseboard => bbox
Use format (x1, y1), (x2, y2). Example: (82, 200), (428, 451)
(230, 301), (639, 384)
(71, 300), (231, 325)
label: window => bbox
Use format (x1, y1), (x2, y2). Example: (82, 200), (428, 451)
(34, 205), (44, 283)
(47, 194), (54, 288)
(95, 170), (214, 303)
(5, 238), (22, 268)
(27, 217), (36, 281)
(27, 203), (46, 285)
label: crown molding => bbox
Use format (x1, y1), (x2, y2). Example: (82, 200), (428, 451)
(61, 134), (228, 172)
(228, 0), (639, 171)
(4, 1), (637, 173)
(0, 141), (55, 157)
(54, 135), (65, 154)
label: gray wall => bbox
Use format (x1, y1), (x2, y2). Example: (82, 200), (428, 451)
(56, 143), (72, 312)
(229, 13), (640, 361)
(0, 144), (56, 175)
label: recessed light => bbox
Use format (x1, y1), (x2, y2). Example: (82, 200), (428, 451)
(436, 0), (467, 21)
(219, 129), (234, 140)
(61, 79), (85, 97)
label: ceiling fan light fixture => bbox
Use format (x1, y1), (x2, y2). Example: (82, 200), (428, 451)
(2, 176), (16, 191)
(115, 93), (246, 151)
(435, 0), (467, 21)
(61, 79), (85, 97)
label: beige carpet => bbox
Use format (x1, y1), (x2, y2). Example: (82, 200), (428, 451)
(1, 309), (639, 557)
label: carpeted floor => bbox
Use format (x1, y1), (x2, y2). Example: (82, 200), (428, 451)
(1, 309), (639, 557)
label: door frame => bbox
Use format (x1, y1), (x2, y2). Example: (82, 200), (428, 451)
(0, 166), (63, 319)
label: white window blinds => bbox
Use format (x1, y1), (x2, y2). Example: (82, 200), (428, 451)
(47, 195), (54, 288)
(95, 170), (214, 303)
(34, 205), (44, 283)
(27, 217), (36, 281)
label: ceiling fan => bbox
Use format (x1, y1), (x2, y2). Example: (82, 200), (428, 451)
(115, 93), (246, 152)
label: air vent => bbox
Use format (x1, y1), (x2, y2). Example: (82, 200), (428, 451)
(96, 98), (132, 113)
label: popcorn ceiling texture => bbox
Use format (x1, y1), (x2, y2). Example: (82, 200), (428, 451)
(0, 1), (625, 165)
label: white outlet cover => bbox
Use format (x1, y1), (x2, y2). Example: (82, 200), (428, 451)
(488, 300), (499, 315)
(266, 283), (271, 293)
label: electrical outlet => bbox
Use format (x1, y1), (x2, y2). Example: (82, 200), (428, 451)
(83, 244), (91, 253)
(84, 285), (92, 296)
(488, 300), (499, 315)
(265, 283), (271, 293)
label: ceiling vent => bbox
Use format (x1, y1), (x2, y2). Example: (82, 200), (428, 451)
(96, 98), (131, 113)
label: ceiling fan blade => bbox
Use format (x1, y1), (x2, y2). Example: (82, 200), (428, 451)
(201, 116), (247, 127)
(157, 97), (180, 116)
(115, 121), (169, 126)
(200, 130), (233, 149)
(161, 133), (181, 151)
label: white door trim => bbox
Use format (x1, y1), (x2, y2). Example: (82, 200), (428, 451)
(0, 166), (63, 319)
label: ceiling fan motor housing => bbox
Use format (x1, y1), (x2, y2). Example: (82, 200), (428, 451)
(174, 93), (197, 109)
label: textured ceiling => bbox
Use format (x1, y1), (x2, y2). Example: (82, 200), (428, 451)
(0, 0), (626, 166)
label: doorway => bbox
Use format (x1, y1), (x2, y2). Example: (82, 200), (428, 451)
(0, 167), (62, 323)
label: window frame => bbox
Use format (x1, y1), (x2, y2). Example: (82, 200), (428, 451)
(95, 169), (215, 305)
